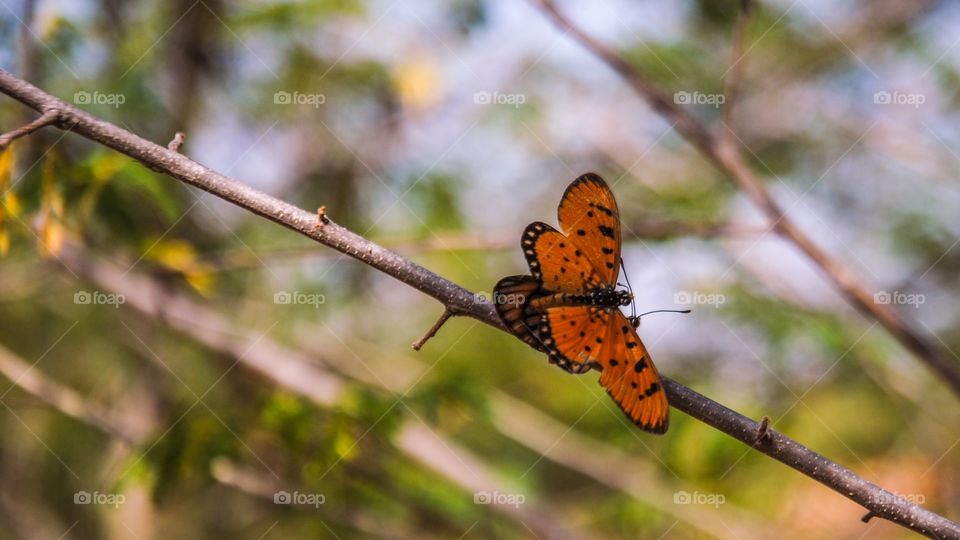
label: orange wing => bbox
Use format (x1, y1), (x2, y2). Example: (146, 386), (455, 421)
(556, 173), (621, 287)
(521, 222), (604, 293)
(535, 306), (608, 374)
(543, 307), (668, 433)
(493, 276), (588, 372)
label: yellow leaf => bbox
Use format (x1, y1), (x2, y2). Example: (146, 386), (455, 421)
(333, 428), (357, 461)
(392, 57), (443, 111)
(147, 239), (198, 270)
(92, 153), (125, 182)
(3, 191), (20, 217)
(0, 146), (14, 190)
(145, 239), (216, 296)
(0, 226), (9, 256)
(184, 269), (215, 297)
(39, 214), (64, 258)
(37, 154), (65, 258)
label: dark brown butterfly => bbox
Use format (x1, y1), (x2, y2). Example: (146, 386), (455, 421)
(494, 173), (669, 433)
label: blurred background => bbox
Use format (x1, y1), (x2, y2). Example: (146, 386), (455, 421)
(0, 0), (958, 538)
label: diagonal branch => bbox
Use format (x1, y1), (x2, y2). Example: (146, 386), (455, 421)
(0, 70), (957, 538)
(530, 0), (960, 402)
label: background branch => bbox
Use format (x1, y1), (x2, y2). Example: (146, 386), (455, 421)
(531, 0), (960, 402)
(0, 70), (957, 538)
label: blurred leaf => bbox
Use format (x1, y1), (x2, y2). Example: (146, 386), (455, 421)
(144, 238), (216, 296)
(0, 146), (13, 257)
(392, 57), (443, 111)
(38, 154), (65, 258)
(231, 0), (364, 30)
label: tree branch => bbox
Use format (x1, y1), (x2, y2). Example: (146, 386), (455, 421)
(530, 0), (960, 402)
(0, 70), (957, 538)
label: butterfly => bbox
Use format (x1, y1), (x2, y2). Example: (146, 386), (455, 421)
(493, 173), (669, 433)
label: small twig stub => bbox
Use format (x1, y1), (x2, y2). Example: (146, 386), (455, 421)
(412, 308), (455, 351)
(167, 131), (186, 152)
(754, 415), (770, 443)
(0, 108), (58, 150)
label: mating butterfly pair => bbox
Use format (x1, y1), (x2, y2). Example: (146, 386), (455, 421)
(494, 173), (669, 433)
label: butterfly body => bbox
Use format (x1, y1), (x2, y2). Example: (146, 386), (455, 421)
(493, 173), (670, 434)
(527, 288), (632, 311)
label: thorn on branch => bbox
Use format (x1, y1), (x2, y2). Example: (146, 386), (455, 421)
(862, 511), (877, 523)
(0, 109), (58, 151)
(754, 415), (770, 443)
(167, 131), (186, 152)
(412, 308), (456, 351)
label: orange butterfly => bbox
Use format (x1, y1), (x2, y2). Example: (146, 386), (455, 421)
(494, 173), (669, 433)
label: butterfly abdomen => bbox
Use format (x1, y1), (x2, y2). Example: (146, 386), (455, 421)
(528, 288), (631, 311)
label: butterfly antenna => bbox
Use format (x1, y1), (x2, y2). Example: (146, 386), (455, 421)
(620, 257), (637, 320)
(637, 309), (692, 317)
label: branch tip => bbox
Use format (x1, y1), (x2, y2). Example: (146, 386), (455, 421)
(412, 308), (456, 351)
(167, 131), (186, 152)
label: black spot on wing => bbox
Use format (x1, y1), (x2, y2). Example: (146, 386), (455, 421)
(633, 357), (648, 373)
